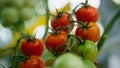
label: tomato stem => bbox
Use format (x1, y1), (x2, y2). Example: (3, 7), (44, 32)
(17, 56), (30, 62)
(73, 2), (82, 13)
(10, 37), (22, 68)
(81, 0), (89, 8)
(2, 47), (14, 52)
(68, 35), (83, 44)
(21, 33), (35, 42)
(97, 10), (120, 51)
(42, 0), (50, 40)
(55, 8), (59, 15)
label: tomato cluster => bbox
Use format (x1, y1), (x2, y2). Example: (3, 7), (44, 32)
(19, 36), (45, 68)
(0, 0), (37, 27)
(17, 0), (100, 68)
(43, 0), (100, 67)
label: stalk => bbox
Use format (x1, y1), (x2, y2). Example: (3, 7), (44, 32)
(97, 10), (120, 51)
(42, 0), (50, 40)
(9, 37), (22, 68)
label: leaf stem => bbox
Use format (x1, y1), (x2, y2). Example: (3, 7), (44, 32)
(97, 10), (120, 51)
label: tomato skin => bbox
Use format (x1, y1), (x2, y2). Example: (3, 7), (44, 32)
(75, 22), (100, 42)
(21, 38), (44, 56)
(19, 56), (44, 68)
(75, 6), (99, 22)
(72, 40), (98, 61)
(51, 13), (74, 32)
(84, 60), (96, 68)
(45, 31), (67, 53)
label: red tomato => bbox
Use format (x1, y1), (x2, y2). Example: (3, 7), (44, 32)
(75, 6), (99, 22)
(45, 31), (67, 53)
(19, 56), (44, 68)
(51, 12), (74, 32)
(21, 38), (44, 56)
(75, 22), (100, 42)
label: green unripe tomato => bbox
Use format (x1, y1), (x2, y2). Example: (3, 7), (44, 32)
(72, 40), (98, 61)
(9, 0), (24, 8)
(1, 7), (18, 26)
(0, 0), (8, 8)
(24, 0), (37, 8)
(45, 54), (56, 66)
(19, 7), (34, 20)
(53, 53), (85, 68)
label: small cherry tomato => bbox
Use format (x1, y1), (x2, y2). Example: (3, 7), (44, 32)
(51, 12), (74, 32)
(45, 31), (67, 54)
(19, 7), (34, 20)
(19, 56), (44, 68)
(75, 6), (99, 22)
(75, 22), (100, 42)
(72, 40), (98, 61)
(1, 7), (18, 26)
(21, 38), (44, 56)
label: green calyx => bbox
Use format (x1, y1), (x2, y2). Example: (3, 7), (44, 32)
(81, 0), (89, 8)
(21, 33), (35, 42)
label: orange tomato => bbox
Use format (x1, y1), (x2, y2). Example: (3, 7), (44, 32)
(75, 22), (100, 42)
(45, 31), (67, 53)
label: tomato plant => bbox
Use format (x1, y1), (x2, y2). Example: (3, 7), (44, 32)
(45, 31), (67, 54)
(21, 38), (44, 57)
(72, 40), (98, 61)
(51, 12), (74, 32)
(75, 0), (99, 22)
(75, 22), (100, 42)
(19, 56), (44, 68)
(1, 0), (119, 68)
(53, 53), (85, 68)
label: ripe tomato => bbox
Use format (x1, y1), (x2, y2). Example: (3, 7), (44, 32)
(19, 56), (44, 68)
(21, 38), (44, 56)
(72, 40), (98, 61)
(75, 22), (100, 42)
(53, 53), (85, 68)
(51, 12), (74, 32)
(75, 6), (99, 22)
(45, 31), (67, 54)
